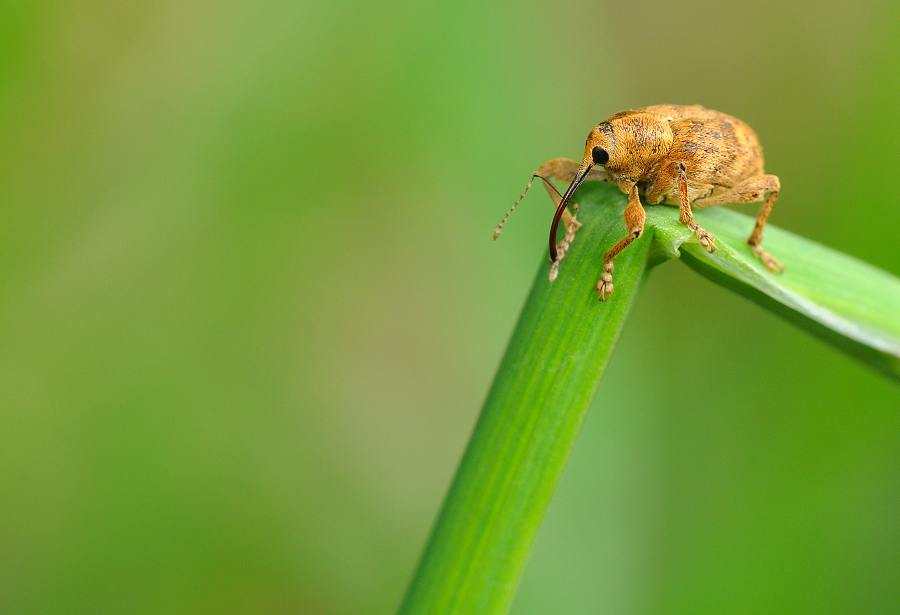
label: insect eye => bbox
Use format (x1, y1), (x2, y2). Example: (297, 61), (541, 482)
(591, 146), (609, 165)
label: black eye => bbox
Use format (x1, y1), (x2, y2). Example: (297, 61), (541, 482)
(591, 146), (609, 165)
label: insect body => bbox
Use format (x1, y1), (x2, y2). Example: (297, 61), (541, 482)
(495, 105), (782, 300)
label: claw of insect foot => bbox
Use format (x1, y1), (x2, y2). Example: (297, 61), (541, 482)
(549, 260), (560, 282)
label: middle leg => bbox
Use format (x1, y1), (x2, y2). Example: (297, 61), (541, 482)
(677, 162), (716, 252)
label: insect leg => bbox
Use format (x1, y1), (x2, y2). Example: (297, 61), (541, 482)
(597, 185), (645, 301)
(494, 158), (599, 241)
(676, 162), (716, 252)
(537, 158), (608, 279)
(746, 185), (782, 273)
(693, 174), (782, 272)
(538, 157), (605, 235)
(538, 157), (608, 186)
(548, 201), (579, 282)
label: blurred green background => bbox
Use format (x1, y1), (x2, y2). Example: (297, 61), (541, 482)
(1, 0), (899, 613)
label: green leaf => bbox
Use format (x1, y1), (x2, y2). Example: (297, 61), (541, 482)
(397, 183), (652, 615)
(398, 180), (900, 615)
(643, 189), (900, 381)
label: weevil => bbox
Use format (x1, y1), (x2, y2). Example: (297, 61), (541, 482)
(494, 104), (783, 300)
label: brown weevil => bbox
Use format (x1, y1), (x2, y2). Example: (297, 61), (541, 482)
(494, 105), (782, 300)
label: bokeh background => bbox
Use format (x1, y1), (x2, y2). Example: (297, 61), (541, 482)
(2, 0), (899, 613)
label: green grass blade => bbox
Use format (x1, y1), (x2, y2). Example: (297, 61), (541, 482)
(397, 184), (652, 615)
(399, 180), (900, 615)
(643, 202), (900, 381)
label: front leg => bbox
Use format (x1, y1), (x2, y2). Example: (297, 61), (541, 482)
(677, 162), (716, 252)
(538, 158), (609, 274)
(493, 158), (604, 242)
(538, 157), (606, 235)
(597, 185), (645, 301)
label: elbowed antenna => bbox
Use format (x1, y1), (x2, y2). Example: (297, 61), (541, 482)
(548, 162), (592, 262)
(495, 173), (565, 240)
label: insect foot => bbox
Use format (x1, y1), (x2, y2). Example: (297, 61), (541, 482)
(553, 217), (581, 262)
(687, 221), (717, 253)
(752, 244), (784, 273)
(547, 211), (582, 282)
(596, 261), (614, 301)
(549, 258), (560, 282)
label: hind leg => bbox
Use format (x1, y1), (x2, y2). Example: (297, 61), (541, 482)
(694, 174), (783, 272)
